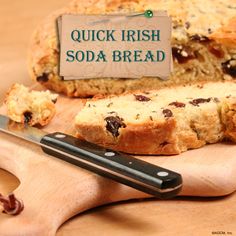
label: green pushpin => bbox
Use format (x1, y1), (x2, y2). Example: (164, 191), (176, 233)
(144, 10), (153, 18)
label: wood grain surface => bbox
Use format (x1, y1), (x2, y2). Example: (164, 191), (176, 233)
(0, 94), (236, 235)
(0, 1), (236, 235)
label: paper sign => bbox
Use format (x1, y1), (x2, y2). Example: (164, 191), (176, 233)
(58, 12), (172, 80)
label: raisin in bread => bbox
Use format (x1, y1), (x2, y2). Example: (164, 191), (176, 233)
(29, 0), (236, 97)
(75, 81), (236, 155)
(5, 84), (58, 126)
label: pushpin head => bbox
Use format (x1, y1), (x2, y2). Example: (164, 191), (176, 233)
(144, 10), (153, 18)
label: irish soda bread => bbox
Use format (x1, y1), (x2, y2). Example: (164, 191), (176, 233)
(29, 0), (236, 97)
(75, 81), (236, 155)
(5, 84), (58, 126)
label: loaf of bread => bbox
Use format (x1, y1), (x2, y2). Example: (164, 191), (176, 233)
(29, 0), (236, 97)
(75, 81), (236, 155)
(5, 84), (58, 126)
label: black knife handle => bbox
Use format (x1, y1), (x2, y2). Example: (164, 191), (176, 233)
(40, 132), (182, 199)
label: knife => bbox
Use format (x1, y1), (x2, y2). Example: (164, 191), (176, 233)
(0, 114), (182, 199)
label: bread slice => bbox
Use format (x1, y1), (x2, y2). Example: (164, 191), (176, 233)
(29, 0), (236, 97)
(75, 81), (236, 155)
(5, 84), (58, 126)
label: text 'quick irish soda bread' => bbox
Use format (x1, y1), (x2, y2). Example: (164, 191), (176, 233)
(29, 0), (236, 97)
(75, 82), (236, 155)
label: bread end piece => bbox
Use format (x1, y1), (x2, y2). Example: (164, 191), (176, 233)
(5, 84), (58, 126)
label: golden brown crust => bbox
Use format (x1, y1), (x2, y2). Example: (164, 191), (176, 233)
(210, 17), (236, 47)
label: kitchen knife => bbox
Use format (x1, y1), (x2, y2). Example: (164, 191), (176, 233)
(0, 114), (182, 199)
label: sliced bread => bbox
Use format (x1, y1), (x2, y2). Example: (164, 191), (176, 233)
(75, 81), (236, 155)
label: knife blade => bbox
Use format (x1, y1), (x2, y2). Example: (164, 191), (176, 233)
(0, 114), (182, 199)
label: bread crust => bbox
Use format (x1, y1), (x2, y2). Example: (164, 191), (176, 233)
(210, 16), (236, 47)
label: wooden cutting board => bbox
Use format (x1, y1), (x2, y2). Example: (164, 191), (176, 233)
(0, 93), (236, 236)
